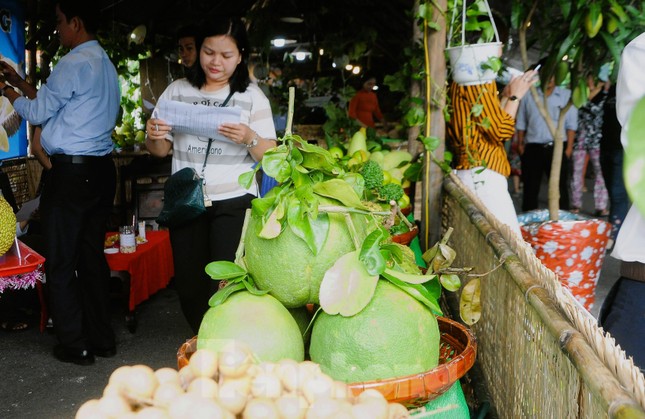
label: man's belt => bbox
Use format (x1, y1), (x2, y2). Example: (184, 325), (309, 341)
(50, 154), (110, 164)
(620, 261), (645, 283)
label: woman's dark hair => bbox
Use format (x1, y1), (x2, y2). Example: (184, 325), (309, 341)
(56, 0), (100, 35)
(187, 17), (251, 94)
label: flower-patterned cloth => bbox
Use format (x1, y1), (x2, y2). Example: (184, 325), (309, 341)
(519, 210), (612, 311)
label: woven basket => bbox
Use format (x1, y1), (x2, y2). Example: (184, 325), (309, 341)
(176, 316), (476, 408)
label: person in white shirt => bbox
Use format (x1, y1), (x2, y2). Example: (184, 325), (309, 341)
(146, 17), (277, 333)
(598, 32), (645, 371)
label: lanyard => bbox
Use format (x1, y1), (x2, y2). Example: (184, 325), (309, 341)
(200, 90), (235, 179)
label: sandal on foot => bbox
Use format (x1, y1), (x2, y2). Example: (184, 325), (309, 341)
(1, 320), (30, 332)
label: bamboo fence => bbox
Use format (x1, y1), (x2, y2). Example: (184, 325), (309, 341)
(442, 175), (645, 418)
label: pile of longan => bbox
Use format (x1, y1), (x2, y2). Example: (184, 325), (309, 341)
(76, 341), (410, 418)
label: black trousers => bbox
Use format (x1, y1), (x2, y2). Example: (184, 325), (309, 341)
(599, 277), (645, 371)
(520, 143), (571, 211)
(41, 156), (116, 351)
(170, 193), (254, 334)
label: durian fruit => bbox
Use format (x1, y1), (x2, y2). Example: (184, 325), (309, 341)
(0, 194), (16, 256)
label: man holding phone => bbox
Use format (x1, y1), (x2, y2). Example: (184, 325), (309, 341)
(516, 62), (578, 211)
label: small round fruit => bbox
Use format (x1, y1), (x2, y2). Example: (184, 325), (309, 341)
(387, 402), (410, 418)
(75, 399), (102, 419)
(187, 376), (219, 399)
(153, 382), (185, 408)
(251, 372), (283, 399)
(218, 379), (249, 415)
(96, 395), (132, 417)
(243, 398), (280, 419)
(189, 349), (219, 378)
(155, 367), (181, 387)
(275, 393), (308, 419)
(397, 194), (410, 210)
(218, 342), (254, 378)
(124, 364), (158, 400)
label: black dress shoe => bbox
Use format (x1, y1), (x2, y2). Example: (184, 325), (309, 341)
(92, 346), (117, 358)
(53, 344), (95, 366)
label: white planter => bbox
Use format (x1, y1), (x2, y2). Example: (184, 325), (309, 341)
(446, 42), (502, 86)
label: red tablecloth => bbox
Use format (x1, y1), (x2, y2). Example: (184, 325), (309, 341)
(104, 230), (174, 311)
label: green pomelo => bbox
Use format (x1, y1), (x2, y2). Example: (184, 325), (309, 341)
(309, 280), (440, 383)
(197, 291), (305, 362)
(244, 208), (377, 308)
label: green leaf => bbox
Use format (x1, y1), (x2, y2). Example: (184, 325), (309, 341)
(383, 267), (436, 285)
(204, 261), (247, 280)
(421, 135), (441, 152)
(319, 251), (379, 316)
(313, 179), (369, 210)
(258, 202), (285, 239)
(359, 228), (388, 275)
(241, 277), (270, 296)
(238, 170), (256, 190)
(459, 278), (481, 325)
(262, 147), (292, 182)
(208, 282), (245, 307)
(439, 273), (462, 292)
(423, 276), (442, 300)
(286, 198), (329, 256)
(383, 274), (443, 316)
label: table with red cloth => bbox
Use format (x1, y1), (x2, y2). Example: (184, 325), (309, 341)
(104, 230), (174, 312)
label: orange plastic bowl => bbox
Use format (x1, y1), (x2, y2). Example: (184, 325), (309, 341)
(177, 316), (476, 408)
(391, 226), (418, 245)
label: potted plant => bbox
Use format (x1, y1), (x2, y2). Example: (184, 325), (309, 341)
(445, 0), (503, 86)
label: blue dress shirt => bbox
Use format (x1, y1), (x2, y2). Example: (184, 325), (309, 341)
(515, 86), (578, 144)
(13, 40), (120, 156)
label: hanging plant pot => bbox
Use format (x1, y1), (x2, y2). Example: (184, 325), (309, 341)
(445, 0), (502, 86)
(518, 210), (612, 312)
(446, 42), (503, 86)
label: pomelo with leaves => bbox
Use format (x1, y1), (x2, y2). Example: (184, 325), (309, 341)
(309, 280), (440, 383)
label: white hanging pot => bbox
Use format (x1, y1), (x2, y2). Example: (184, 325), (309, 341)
(446, 0), (502, 86)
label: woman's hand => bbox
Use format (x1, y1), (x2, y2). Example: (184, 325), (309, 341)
(506, 69), (539, 100)
(146, 118), (172, 141)
(218, 122), (254, 146)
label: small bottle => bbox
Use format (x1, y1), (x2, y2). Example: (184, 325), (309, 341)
(138, 220), (146, 241)
(119, 225), (136, 253)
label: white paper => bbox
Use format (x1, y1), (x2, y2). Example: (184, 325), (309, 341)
(155, 99), (242, 141)
(16, 196), (40, 222)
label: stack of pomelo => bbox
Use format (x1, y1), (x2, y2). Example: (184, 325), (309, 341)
(195, 130), (443, 401)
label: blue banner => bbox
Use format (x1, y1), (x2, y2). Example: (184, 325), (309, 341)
(0, 0), (27, 160)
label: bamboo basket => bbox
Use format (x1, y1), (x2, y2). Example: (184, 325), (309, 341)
(441, 175), (645, 418)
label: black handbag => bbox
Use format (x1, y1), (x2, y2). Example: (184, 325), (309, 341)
(156, 91), (234, 228)
(156, 166), (207, 227)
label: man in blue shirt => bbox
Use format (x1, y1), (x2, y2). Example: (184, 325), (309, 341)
(0, 0), (120, 365)
(516, 73), (578, 211)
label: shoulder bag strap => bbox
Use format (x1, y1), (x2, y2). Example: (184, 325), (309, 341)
(201, 89), (235, 177)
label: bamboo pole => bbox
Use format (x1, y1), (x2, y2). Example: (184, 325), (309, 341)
(421, 0), (447, 249)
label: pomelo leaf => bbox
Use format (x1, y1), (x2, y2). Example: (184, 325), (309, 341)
(440, 273), (461, 292)
(460, 278), (481, 325)
(383, 267), (435, 285)
(287, 198), (329, 255)
(423, 277), (442, 300)
(208, 282), (245, 307)
(258, 206), (283, 239)
(313, 179), (368, 210)
(262, 147), (292, 182)
(205, 261), (247, 280)
(359, 228), (388, 275)
(251, 194), (278, 217)
(241, 277), (269, 296)
(319, 250), (379, 316)
(383, 274), (443, 315)
(238, 169), (256, 190)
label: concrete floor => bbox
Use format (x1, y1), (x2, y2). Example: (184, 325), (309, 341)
(0, 176), (620, 419)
